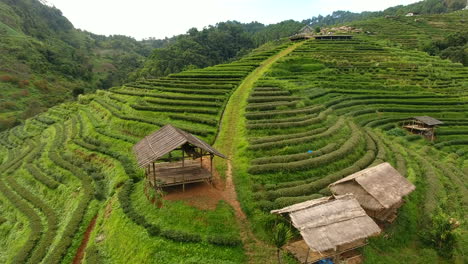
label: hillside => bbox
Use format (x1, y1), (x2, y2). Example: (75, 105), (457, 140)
(0, 1), (467, 264)
(0, 20), (467, 263)
(0, 0), (305, 132)
(0, 0), (161, 131)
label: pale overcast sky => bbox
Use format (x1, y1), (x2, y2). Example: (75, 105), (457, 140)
(44, 0), (421, 40)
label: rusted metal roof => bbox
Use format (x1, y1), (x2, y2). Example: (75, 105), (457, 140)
(413, 116), (443, 126)
(330, 162), (415, 210)
(271, 195), (381, 252)
(133, 124), (226, 168)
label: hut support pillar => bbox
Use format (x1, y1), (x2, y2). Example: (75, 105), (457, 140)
(152, 162), (156, 187)
(182, 149), (185, 192)
(304, 248), (310, 264)
(182, 149), (185, 167)
(200, 148), (203, 168)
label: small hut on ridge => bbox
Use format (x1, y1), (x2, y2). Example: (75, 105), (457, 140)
(271, 194), (381, 263)
(290, 25), (315, 41)
(133, 124), (226, 191)
(329, 162), (415, 223)
(403, 116), (443, 141)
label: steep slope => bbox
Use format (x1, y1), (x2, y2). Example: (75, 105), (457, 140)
(0, 0), (161, 131)
(0, 40), (292, 264)
(226, 36), (467, 263)
(350, 9), (468, 49)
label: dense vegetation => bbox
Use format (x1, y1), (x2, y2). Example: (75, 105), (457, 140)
(224, 36), (467, 263)
(0, 0), (165, 130)
(0, 41), (292, 264)
(0, 0), (303, 131)
(302, 0), (467, 27)
(0, 0), (467, 263)
(132, 21), (304, 79)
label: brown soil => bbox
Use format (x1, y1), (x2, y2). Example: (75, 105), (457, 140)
(72, 214), (98, 264)
(104, 199), (113, 219)
(164, 181), (224, 210)
(163, 158), (246, 220)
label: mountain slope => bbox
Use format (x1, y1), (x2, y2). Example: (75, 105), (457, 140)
(0, 0), (157, 131)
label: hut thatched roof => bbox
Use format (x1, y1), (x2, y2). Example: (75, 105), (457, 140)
(413, 116), (443, 126)
(299, 25), (314, 34)
(133, 124), (226, 168)
(271, 195), (381, 252)
(329, 163), (415, 211)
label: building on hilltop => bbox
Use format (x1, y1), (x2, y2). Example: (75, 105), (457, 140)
(271, 194), (381, 264)
(329, 162), (415, 223)
(289, 25), (315, 41)
(403, 116), (443, 141)
(314, 35), (353, 40)
(133, 124), (226, 192)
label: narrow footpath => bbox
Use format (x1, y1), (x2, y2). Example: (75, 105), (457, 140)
(214, 41), (304, 264)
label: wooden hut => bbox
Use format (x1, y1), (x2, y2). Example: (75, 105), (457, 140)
(290, 25), (315, 41)
(133, 124), (226, 191)
(271, 195), (381, 264)
(329, 163), (415, 223)
(403, 116), (443, 141)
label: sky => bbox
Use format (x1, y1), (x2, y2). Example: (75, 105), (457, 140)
(44, 0), (421, 40)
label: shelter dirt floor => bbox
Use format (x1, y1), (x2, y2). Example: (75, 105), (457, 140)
(163, 158), (245, 220)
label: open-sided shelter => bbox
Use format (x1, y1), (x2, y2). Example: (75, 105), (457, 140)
(329, 162), (415, 223)
(290, 25), (315, 41)
(133, 124), (226, 191)
(271, 195), (381, 263)
(403, 116), (443, 141)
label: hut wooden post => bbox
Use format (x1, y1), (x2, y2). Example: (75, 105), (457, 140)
(304, 248), (310, 264)
(210, 154), (213, 176)
(152, 162), (156, 187)
(182, 149), (185, 167)
(200, 148), (203, 168)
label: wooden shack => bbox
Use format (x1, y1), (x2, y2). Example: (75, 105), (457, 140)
(329, 163), (415, 223)
(403, 116), (443, 141)
(133, 124), (226, 191)
(290, 25), (315, 41)
(314, 35), (353, 40)
(271, 195), (381, 264)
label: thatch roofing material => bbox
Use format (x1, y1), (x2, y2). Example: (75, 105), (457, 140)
(298, 25), (314, 34)
(413, 116), (443, 126)
(272, 195), (381, 252)
(133, 124), (226, 168)
(330, 163), (415, 210)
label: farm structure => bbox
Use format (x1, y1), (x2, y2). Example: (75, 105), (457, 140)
(329, 163), (415, 223)
(314, 35), (353, 40)
(289, 25), (315, 41)
(271, 195), (381, 264)
(403, 116), (443, 141)
(133, 124), (226, 191)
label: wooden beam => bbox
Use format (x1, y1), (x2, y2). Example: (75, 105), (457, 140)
(200, 148), (203, 167)
(182, 149), (185, 167)
(152, 162), (156, 186)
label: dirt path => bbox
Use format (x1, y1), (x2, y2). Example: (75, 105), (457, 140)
(72, 214), (98, 264)
(162, 42), (303, 263)
(224, 160), (246, 219)
(213, 42), (304, 263)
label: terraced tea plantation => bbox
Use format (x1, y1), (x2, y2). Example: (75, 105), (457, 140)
(0, 41), (294, 264)
(232, 37), (467, 263)
(0, 33), (466, 264)
(351, 9), (468, 49)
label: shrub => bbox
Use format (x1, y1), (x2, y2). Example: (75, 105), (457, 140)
(33, 80), (49, 91)
(160, 230), (202, 243)
(0, 74), (18, 83)
(421, 211), (460, 258)
(207, 235), (242, 247)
